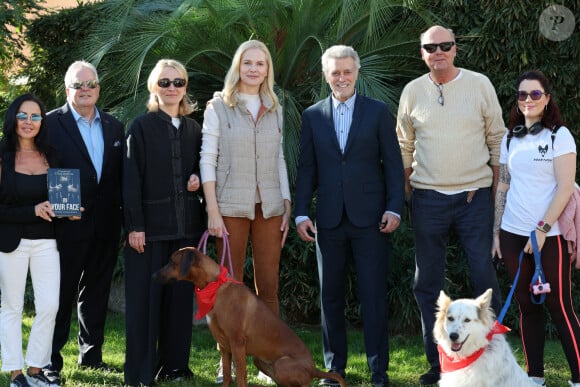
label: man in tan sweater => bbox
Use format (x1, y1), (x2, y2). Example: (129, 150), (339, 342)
(396, 25), (506, 385)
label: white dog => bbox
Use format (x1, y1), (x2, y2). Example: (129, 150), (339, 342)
(434, 289), (536, 387)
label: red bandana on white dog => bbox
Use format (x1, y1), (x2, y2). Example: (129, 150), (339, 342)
(194, 266), (241, 320)
(438, 321), (511, 373)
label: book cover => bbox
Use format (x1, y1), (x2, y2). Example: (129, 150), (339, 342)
(47, 168), (82, 217)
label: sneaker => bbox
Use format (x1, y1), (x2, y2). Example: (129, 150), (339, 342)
(40, 365), (61, 386)
(215, 359), (235, 384)
(215, 359), (223, 384)
(568, 381), (579, 387)
(11, 374), (31, 387)
(530, 376), (546, 386)
(26, 369), (60, 387)
(256, 370), (274, 384)
(418, 366), (440, 385)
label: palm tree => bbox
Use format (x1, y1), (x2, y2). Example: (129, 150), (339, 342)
(78, 0), (436, 326)
(82, 0), (435, 182)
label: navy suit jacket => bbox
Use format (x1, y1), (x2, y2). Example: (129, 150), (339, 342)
(46, 104), (124, 241)
(294, 94), (404, 229)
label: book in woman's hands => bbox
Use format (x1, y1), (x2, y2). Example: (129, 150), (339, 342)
(48, 168), (81, 217)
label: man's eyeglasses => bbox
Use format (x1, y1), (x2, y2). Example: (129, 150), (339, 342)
(517, 90), (547, 101)
(67, 80), (99, 89)
(157, 78), (186, 88)
(435, 83), (444, 106)
(16, 112), (43, 122)
(421, 41), (455, 54)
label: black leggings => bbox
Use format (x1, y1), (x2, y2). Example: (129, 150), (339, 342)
(500, 230), (580, 382)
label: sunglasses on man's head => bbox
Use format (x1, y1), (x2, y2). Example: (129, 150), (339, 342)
(516, 90), (547, 102)
(421, 41), (455, 54)
(67, 80), (99, 89)
(16, 112), (43, 122)
(157, 78), (186, 88)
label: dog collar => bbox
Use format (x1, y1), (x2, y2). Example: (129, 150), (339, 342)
(194, 266), (241, 320)
(439, 321), (510, 373)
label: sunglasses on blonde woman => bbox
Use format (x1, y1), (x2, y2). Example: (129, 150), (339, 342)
(157, 78), (186, 88)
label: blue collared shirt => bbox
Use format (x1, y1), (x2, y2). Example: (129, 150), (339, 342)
(332, 93), (356, 153)
(69, 104), (104, 181)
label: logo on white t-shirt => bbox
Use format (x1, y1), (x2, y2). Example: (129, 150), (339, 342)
(534, 143), (551, 162)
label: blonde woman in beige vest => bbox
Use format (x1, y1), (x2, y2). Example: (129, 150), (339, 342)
(200, 40), (291, 383)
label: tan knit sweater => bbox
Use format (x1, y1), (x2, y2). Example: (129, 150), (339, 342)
(396, 69), (506, 190)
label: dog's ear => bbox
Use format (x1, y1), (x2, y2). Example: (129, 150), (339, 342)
(476, 288), (493, 311)
(436, 290), (451, 311)
(475, 288), (494, 322)
(179, 250), (194, 277)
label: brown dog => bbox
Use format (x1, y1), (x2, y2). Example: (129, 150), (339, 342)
(153, 247), (346, 387)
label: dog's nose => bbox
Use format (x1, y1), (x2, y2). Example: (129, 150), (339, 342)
(449, 332), (459, 342)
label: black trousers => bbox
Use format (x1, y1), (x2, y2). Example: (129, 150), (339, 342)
(316, 213), (390, 385)
(51, 238), (119, 370)
(123, 239), (194, 386)
(501, 231), (580, 382)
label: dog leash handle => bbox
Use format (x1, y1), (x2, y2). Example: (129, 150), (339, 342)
(529, 230), (547, 305)
(498, 230), (548, 322)
(197, 230), (235, 277)
(197, 230), (209, 252)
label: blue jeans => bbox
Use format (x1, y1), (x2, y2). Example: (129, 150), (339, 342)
(411, 187), (501, 368)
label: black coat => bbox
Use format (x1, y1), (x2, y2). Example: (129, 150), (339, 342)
(123, 110), (204, 241)
(46, 104), (124, 242)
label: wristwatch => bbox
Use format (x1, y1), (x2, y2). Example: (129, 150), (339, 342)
(537, 220), (551, 233)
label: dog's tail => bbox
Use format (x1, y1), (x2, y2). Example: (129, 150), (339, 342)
(313, 370), (346, 387)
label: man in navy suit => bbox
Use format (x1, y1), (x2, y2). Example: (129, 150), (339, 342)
(42, 61), (124, 383)
(294, 45), (404, 387)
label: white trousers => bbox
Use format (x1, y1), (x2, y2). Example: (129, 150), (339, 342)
(0, 239), (60, 371)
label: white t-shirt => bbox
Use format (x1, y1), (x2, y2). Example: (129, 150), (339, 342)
(500, 126), (576, 236)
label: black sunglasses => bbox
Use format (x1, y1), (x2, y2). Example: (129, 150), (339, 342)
(421, 41), (455, 54)
(157, 78), (186, 88)
(67, 80), (99, 89)
(516, 90), (546, 102)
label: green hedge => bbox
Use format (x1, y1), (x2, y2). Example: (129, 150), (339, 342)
(12, 1), (579, 336)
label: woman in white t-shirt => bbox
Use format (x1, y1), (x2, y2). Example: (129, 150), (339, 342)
(492, 70), (579, 386)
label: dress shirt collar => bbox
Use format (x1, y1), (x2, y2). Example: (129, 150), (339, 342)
(68, 103), (101, 124)
(331, 92), (356, 111)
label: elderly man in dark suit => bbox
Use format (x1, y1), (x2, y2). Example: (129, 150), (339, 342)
(294, 45), (405, 387)
(42, 61), (124, 384)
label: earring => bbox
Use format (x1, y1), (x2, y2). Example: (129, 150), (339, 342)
(545, 104), (548, 112)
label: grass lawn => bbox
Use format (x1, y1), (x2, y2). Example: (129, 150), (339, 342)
(0, 310), (573, 386)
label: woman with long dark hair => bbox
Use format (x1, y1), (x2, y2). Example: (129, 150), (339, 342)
(0, 94), (60, 387)
(492, 70), (580, 386)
